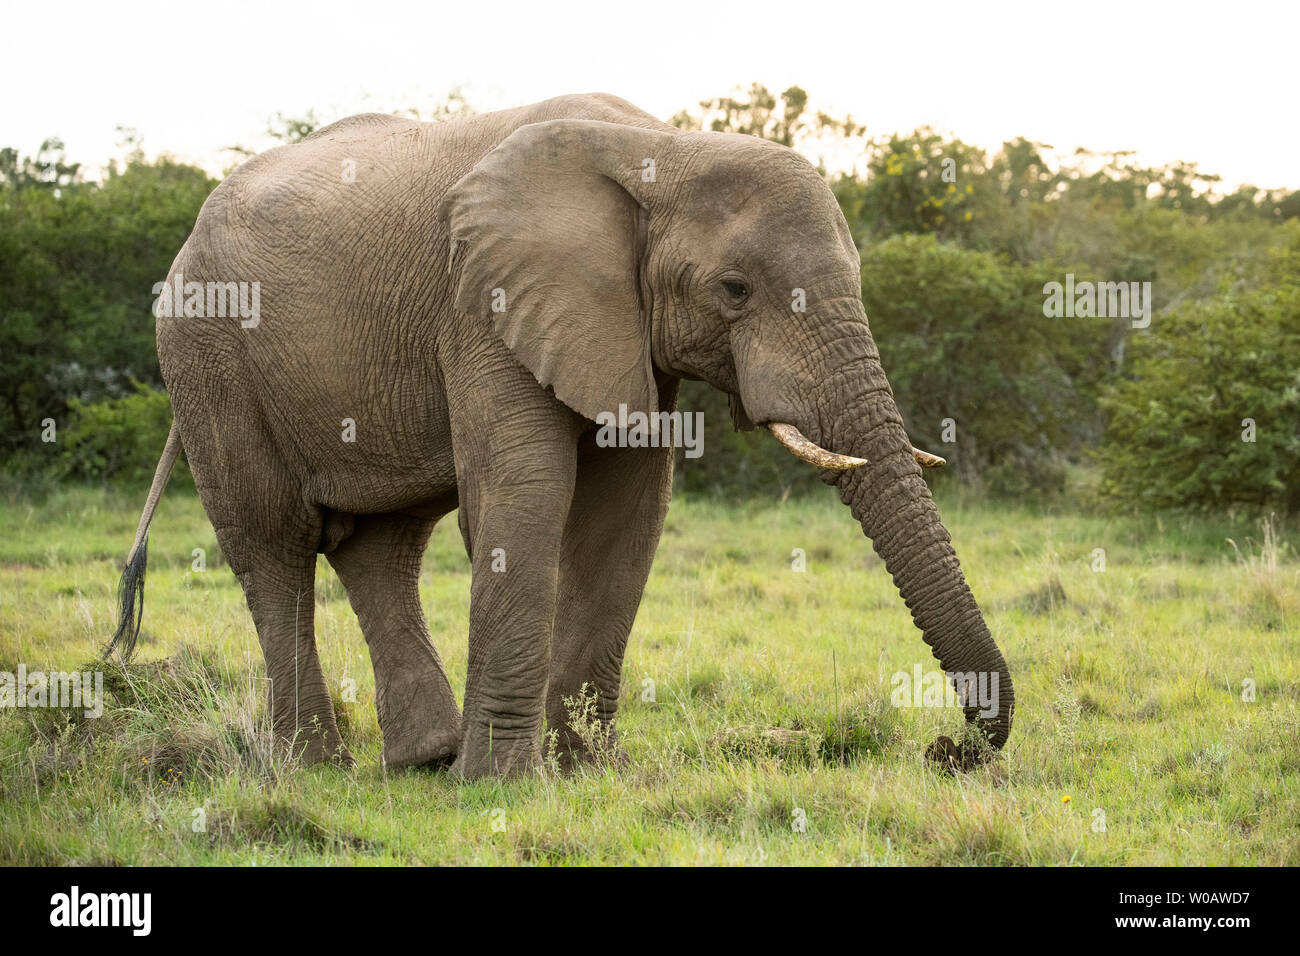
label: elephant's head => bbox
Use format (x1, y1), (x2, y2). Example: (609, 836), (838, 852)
(439, 119), (1014, 762)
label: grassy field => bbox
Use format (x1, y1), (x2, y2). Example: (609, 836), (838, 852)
(0, 486), (1296, 865)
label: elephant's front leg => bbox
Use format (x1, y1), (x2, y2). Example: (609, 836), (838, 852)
(547, 431), (675, 770)
(452, 416), (581, 779)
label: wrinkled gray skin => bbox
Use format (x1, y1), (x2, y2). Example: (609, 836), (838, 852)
(127, 93), (1013, 778)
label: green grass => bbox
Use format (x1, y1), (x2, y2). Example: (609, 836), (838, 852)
(0, 486), (1296, 865)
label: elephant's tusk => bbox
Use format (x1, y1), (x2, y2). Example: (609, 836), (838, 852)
(768, 423), (948, 471)
(912, 447), (946, 468)
(767, 423), (869, 470)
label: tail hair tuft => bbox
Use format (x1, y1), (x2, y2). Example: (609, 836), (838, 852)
(105, 537), (148, 662)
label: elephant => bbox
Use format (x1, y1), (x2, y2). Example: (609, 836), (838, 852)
(107, 92), (1014, 778)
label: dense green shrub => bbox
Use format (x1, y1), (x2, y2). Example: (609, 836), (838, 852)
(1099, 242), (1300, 512)
(859, 234), (1108, 496)
(60, 382), (189, 486)
(0, 151), (216, 461)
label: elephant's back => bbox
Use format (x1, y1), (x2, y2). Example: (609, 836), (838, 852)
(157, 92), (674, 400)
(182, 93), (668, 275)
(471, 92), (674, 138)
(215, 92), (669, 215)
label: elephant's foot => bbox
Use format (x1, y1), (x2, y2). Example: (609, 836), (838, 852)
(553, 745), (629, 774)
(548, 725), (627, 773)
(925, 734), (990, 774)
(451, 723), (541, 780)
(383, 726), (460, 771)
(316, 740), (356, 770)
(286, 715), (354, 769)
(376, 667), (463, 770)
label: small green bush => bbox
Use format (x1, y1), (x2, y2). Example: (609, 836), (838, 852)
(61, 382), (189, 486)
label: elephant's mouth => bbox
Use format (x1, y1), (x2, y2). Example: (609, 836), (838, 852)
(728, 392), (756, 432)
(766, 422), (947, 471)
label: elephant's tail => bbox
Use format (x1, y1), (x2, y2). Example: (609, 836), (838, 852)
(105, 423), (183, 662)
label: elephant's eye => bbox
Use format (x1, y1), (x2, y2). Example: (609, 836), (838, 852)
(720, 279), (750, 304)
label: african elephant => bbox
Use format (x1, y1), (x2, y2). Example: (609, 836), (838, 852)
(109, 93), (1014, 778)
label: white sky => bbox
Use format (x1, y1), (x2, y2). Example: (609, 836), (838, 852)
(2, 0), (1296, 190)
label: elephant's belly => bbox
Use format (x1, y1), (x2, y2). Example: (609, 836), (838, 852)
(303, 453), (458, 517)
(257, 351), (459, 516)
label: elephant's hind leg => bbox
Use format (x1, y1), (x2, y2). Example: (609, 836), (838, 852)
(177, 386), (349, 768)
(229, 538), (351, 767)
(327, 513), (462, 770)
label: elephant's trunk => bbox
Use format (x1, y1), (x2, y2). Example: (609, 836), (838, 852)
(813, 347), (1015, 762)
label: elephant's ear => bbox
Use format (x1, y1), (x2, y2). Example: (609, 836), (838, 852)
(438, 119), (675, 422)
